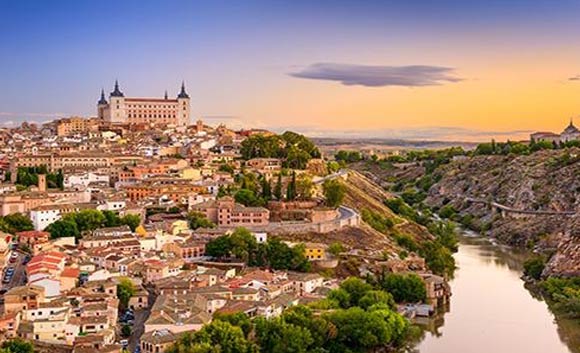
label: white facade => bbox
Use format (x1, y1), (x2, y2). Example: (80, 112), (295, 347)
(253, 232), (268, 244)
(64, 172), (109, 189)
(96, 200), (126, 212)
(30, 208), (61, 231)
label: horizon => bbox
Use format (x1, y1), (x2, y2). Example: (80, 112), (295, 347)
(2, 0), (580, 141)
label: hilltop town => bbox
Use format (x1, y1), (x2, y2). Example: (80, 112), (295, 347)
(0, 84), (452, 353)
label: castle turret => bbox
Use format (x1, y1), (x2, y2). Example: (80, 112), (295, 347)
(110, 79), (124, 97)
(176, 81), (191, 126)
(97, 89), (109, 119)
(109, 80), (126, 123)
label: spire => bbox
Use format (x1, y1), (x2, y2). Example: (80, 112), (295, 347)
(164, 90), (168, 100)
(110, 79), (124, 97)
(98, 88), (108, 105)
(177, 81), (189, 99)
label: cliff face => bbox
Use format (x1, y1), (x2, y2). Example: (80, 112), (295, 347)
(425, 148), (580, 276)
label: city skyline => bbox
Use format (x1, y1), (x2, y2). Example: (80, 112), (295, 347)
(2, 0), (580, 141)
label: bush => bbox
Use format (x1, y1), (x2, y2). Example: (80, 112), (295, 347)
(523, 256), (545, 280)
(361, 208), (395, 233)
(438, 204), (457, 219)
(322, 179), (346, 208)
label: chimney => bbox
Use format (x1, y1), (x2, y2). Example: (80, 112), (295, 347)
(38, 174), (46, 192)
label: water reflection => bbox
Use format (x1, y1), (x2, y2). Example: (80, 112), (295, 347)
(414, 235), (578, 353)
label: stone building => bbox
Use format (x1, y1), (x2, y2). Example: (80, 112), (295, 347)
(97, 81), (191, 127)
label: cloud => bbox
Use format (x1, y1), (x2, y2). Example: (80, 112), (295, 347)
(569, 75), (580, 81)
(289, 63), (463, 87)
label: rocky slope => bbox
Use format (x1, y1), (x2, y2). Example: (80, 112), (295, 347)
(425, 148), (580, 276)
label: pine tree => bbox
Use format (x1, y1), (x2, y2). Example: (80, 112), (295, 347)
(286, 171), (296, 201)
(274, 173), (282, 200)
(261, 177), (272, 200)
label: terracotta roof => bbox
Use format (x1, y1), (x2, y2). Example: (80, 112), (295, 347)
(61, 267), (80, 278)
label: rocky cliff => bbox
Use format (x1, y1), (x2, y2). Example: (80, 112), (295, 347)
(425, 148), (580, 276)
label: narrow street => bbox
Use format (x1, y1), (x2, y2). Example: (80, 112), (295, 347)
(127, 287), (156, 352)
(1, 251), (27, 292)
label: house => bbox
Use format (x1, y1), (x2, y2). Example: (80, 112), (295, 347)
(141, 329), (179, 353)
(0, 312), (21, 339)
(60, 267), (80, 292)
(190, 197), (270, 227)
(144, 294), (212, 334)
(4, 285), (46, 314)
(128, 287), (149, 310)
(163, 240), (206, 262)
(303, 242), (326, 260)
(16, 231), (50, 252)
(144, 259), (183, 283)
(26, 251), (67, 279)
(288, 272), (324, 294)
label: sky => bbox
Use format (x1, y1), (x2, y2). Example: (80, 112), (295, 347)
(1, 0), (580, 141)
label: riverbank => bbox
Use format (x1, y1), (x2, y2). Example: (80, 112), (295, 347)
(413, 235), (579, 353)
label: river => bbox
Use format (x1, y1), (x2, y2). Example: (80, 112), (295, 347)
(414, 235), (579, 353)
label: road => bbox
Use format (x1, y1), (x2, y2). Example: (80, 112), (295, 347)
(127, 287), (155, 352)
(1, 251), (27, 292)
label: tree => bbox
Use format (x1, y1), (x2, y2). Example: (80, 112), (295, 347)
(419, 241), (456, 276)
(121, 214), (141, 232)
(273, 173), (283, 200)
(324, 307), (407, 351)
(327, 242), (345, 256)
(327, 161), (340, 173)
(358, 290), (396, 310)
(254, 317), (314, 353)
(213, 312), (253, 337)
(187, 212), (216, 230)
(378, 273), (426, 303)
(338, 277), (373, 307)
(45, 218), (80, 240)
(0, 213), (33, 234)
(167, 320), (257, 353)
(218, 163), (235, 175)
(205, 235), (232, 259)
(1, 339), (34, 353)
(229, 227), (258, 263)
(260, 177), (272, 200)
(72, 209), (105, 232)
(234, 189), (261, 207)
(295, 174), (314, 200)
(117, 277), (136, 308)
(286, 171), (296, 201)
(322, 179), (345, 208)
(102, 210), (122, 228)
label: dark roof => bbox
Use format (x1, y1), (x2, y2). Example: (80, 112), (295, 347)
(98, 89), (108, 105)
(177, 81), (189, 99)
(110, 80), (124, 97)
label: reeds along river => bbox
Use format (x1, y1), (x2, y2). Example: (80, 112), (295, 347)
(413, 235), (579, 353)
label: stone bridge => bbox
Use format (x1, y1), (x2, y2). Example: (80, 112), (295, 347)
(465, 197), (576, 219)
